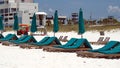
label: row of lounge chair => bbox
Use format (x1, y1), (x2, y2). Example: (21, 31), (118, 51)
(1, 33), (120, 59)
(1, 34), (37, 46)
(0, 34), (92, 52)
(20, 37), (61, 49)
(43, 38), (92, 52)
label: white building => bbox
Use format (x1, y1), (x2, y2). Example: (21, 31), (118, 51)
(0, 0), (38, 26)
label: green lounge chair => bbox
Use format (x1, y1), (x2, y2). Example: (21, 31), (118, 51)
(99, 43), (120, 54)
(53, 38), (78, 48)
(36, 37), (61, 46)
(20, 36), (50, 48)
(90, 41), (119, 52)
(76, 42), (120, 59)
(62, 38), (92, 49)
(0, 34), (18, 41)
(23, 37), (61, 49)
(43, 38), (92, 52)
(0, 34), (12, 41)
(2, 35), (28, 46)
(14, 35), (37, 44)
(10, 35), (28, 43)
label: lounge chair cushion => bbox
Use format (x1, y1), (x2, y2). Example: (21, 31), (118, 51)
(54, 38), (78, 48)
(0, 34), (17, 41)
(62, 38), (92, 49)
(99, 44), (120, 54)
(35, 37), (61, 46)
(10, 35), (28, 43)
(14, 35), (37, 44)
(90, 41), (120, 52)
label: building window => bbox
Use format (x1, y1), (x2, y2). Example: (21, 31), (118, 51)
(0, 1), (4, 4)
(9, 17), (13, 20)
(4, 18), (8, 22)
(5, 8), (8, 13)
(11, 8), (16, 12)
(35, 6), (37, 9)
(6, 1), (8, 4)
(0, 9), (4, 13)
(9, 13), (13, 16)
(14, 13), (17, 16)
(5, 14), (8, 16)
(21, 0), (25, 2)
(30, 17), (32, 19)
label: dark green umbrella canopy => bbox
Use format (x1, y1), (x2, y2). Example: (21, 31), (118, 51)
(30, 13), (37, 33)
(0, 16), (4, 30)
(78, 8), (85, 38)
(13, 14), (19, 31)
(53, 10), (59, 36)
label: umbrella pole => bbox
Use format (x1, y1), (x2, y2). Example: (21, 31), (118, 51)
(14, 31), (16, 35)
(54, 32), (55, 37)
(0, 30), (1, 34)
(81, 34), (83, 38)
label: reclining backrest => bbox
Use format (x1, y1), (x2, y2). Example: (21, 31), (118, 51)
(4, 34), (13, 39)
(18, 35), (28, 41)
(38, 37), (50, 43)
(63, 38), (78, 46)
(99, 43), (120, 54)
(69, 38), (92, 49)
(20, 35), (32, 42)
(91, 41), (120, 52)
(72, 39), (86, 48)
(42, 37), (57, 45)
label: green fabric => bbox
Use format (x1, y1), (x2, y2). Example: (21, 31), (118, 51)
(10, 35), (28, 43)
(7, 34), (18, 41)
(36, 37), (61, 46)
(30, 13), (37, 33)
(1, 34), (17, 41)
(33, 37), (50, 45)
(13, 14), (19, 31)
(90, 41), (119, 52)
(78, 8), (85, 35)
(99, 44), (120, 54)
(53, 10), (59, 33)
(62, 38), (92, 49)
(0, 16), (4, 30)
(54, 38), (78, 48)
(0, 34), (13, 41)
(14, 35), (37, 44)
(0, 34), (4, 39)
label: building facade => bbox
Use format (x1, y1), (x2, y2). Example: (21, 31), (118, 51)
(0, 0), (38, 26)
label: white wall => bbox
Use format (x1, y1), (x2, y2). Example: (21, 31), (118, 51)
(8, 0), (15, 3)
(19, 3), (38, 13)
(0, 1), (38, 25)
(19, 3), (38, 24)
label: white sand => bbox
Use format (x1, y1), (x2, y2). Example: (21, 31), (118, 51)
(0, 30), (120, 68)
